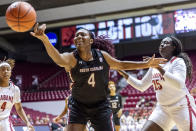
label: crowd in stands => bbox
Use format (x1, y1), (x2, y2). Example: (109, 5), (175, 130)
(119, 96), (155, 131)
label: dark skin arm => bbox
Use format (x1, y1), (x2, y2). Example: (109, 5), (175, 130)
(30, 23), (77, 72)
(53, 98), (68, 123)
(118, 70), (129, 80)
(102, 51), (167, 70)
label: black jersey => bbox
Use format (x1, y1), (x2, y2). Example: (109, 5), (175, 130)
(69, 49), (110, 105)
(108, 95), (122, 114)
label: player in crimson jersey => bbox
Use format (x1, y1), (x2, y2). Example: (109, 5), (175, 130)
(118, 36), (196, 131)
(0, 59), (34, 131)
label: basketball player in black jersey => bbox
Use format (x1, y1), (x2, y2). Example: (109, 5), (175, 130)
(108, 81), (122, 131)
(31, 23), (166, 131)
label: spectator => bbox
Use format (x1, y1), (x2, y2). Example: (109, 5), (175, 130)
(15, 75), (22, 87)
(32, 75), (39, 91)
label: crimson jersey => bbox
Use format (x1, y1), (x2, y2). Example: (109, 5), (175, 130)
(69, 49), (110, 104)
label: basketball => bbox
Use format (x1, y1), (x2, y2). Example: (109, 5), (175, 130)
(5, 1), (36, 32)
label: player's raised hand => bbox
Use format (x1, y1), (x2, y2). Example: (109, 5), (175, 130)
(30, 23), (47, 40)
(146, 54), (167, 68)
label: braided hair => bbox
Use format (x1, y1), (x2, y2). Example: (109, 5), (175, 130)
(77, 28), (115, 57)
(169, 36), (192, 82)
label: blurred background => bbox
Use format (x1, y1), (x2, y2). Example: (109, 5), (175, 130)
(0, 0), (196, 130)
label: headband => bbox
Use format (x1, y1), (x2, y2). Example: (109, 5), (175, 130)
(0, 62), (11, 68)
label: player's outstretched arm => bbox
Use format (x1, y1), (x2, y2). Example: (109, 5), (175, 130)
(15, 103), (35, 131)
(30, 23), (74, 69)
(102, 51), (167, 70)
(118, 69), (152, 92)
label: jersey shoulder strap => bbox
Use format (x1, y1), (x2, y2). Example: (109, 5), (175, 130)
(73, 49), (80, 60)
(94, 49), (105, 63)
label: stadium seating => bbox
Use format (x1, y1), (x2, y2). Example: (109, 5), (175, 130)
(12, 62), (62, 90)
(21, 90), (71, 102)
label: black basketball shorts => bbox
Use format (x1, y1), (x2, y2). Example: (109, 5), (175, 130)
(67, 96), (116, 131)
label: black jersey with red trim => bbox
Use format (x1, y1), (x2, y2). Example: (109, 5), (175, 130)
(108, 95), (122, 114)
(69, 49), (110, 105)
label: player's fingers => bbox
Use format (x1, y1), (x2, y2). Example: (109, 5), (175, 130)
(37, 29), (42, 35)
(53, 119), (57, 123)
(36, 24), (46, 35)
(34, 23), (39, 33)
(28, 126), (34, 131)
(155, 58), (167, 63)
(148, 54), (154, 62)
(143, 56), (150, 59)
(152, 54), (155, 58)
(30, 32), (35, 36)
(143, 56), (150, 61)
(144, 58), (149, 61)
(42, 24), (46, 33)
(142, 56), (149, 59)
(52, 118), (56, 122)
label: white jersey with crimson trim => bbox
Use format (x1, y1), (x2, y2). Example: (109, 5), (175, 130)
(127, 56), (190, 106)
(0, 82), (21, 120)
(152, 56), (189, 105)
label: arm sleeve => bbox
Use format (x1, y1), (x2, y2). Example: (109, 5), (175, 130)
(127, 68), (153, 92)
(163, 59), (186, 89)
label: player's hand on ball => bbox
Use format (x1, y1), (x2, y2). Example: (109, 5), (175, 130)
(30, 23), (47, 40)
